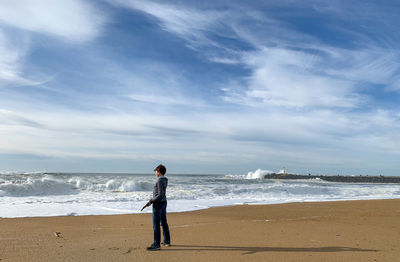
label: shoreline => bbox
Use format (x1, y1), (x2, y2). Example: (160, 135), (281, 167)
(1, 199), (399, 261)
(2, 196), (400, 219)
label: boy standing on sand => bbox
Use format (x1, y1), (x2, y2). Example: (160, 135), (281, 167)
(144, 164), (171, 251)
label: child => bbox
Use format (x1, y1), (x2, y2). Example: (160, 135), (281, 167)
(145, 164), (171, 251)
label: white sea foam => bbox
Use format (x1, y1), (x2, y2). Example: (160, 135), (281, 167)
(0, 172), (399, 218)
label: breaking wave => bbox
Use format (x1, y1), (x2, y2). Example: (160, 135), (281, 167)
(0, 174), (154, 197)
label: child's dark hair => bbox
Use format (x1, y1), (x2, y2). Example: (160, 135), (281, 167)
(154, 164), (166, 175)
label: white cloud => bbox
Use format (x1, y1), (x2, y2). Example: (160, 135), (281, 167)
(0, 0), (107, 42)
(0, 0), (108, 87)
(220, 47), (360, 108)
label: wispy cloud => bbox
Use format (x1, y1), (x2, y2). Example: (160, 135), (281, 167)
(108, 0), (232, 49)
(0, 29), (34, 86)
(0, 109), (44, 128)
(111, 0), (400, 109)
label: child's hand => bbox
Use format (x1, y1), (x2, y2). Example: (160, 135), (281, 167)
(141, 201), (152, 211)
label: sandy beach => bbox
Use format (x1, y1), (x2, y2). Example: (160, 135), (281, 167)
(0, 199), (399, 261)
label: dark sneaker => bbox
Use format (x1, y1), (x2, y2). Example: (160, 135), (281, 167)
(146, 244), (161, 251)
(162, 242), (171, 247)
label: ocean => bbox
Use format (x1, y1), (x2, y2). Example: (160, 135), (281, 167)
(1, 171), (400, 218)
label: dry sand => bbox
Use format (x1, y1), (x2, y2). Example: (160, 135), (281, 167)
(0, 199), (399, 261)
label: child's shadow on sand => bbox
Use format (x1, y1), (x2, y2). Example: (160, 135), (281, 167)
(163, 245), (378, 255)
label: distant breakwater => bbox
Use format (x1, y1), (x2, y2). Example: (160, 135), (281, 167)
(263, 173), (400, 183)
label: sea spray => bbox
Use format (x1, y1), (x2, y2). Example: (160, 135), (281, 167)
(246, 169), (273, 179)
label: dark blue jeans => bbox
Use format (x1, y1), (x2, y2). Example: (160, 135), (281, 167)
(152, 201), (170, 246)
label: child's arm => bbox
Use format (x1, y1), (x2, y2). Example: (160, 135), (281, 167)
(149, 179), (166, 203)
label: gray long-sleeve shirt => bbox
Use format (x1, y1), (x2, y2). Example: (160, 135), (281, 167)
(150, 176), (168, 203)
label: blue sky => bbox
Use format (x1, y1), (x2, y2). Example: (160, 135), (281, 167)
(1, 0), (400, 175)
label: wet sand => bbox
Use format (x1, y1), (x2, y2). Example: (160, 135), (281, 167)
(0, 199), (399, 261)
